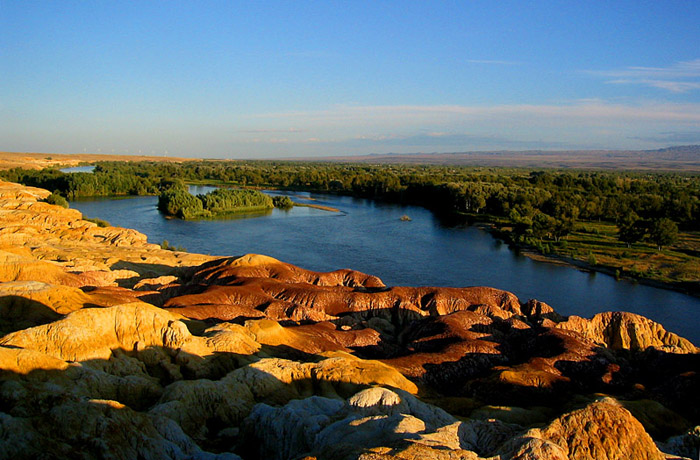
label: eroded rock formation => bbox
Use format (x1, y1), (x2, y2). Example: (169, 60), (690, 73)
(0, 180), (698, 459)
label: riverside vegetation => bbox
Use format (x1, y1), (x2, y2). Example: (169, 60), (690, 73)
(1, 160), (698, 293)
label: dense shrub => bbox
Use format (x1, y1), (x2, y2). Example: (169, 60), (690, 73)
(44, 192), (69, 208)
(272, 195), (294, 209)
(158, 186), (208, 219)
(160, 239), (186, 251)
(198, 188), (273, 214)
(85, 217), (110, 227)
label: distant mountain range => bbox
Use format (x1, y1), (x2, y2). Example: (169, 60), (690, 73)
(314, 145), (700, 171)
(651, 145), (700, 159)
(2, 146), (699, 172)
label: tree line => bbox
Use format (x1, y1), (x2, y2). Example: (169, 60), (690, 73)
(2, 160), (698, 247)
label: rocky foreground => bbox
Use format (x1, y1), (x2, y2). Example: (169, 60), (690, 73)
(0, 180), (698, 460)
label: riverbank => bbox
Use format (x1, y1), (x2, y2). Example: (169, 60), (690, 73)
(292, 202), (341, 212)
(476, 219), (700, 298)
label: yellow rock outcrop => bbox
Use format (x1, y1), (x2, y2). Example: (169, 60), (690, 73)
(556, 311), (698, 353)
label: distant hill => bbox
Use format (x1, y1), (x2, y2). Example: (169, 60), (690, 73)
(0, 151), (195, 171)
(2, 146), (699, 172)
(314, 145), (700, 171)
(652, 145), (700, 160)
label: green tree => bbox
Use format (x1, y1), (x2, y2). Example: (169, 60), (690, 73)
(552, 216), (575, 242)
(647, 218), (678, 250)
(532, 212), (557, 241)
(617, 212), (646, 248)
(272, 195), (294, 209)
(508, 208), (533, 240)
(158, 187), (206, 219)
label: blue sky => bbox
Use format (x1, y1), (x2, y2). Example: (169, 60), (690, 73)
(2, 1), (699, 158)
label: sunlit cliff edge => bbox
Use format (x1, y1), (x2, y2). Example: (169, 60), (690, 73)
(0, 179), (698, 460)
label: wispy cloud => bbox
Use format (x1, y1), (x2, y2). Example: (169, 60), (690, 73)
(592, 59), (700, 78)
(236, 101), (700, 154)
(587, 59), (700, 93)
(629, 131), (700, 143)
(349, 132), (566, 149)
(608, 79), (700, 93)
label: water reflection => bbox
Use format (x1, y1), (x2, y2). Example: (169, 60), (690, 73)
(188, 185), (219, 195)
(60, 166), (95, 173)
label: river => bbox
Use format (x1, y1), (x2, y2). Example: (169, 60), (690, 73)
(69, 187), (700, 343)
(60, 166), (96, 173)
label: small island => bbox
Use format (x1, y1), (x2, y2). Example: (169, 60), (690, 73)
(271, 195), (294, 209)
(158, 182), (277, 219)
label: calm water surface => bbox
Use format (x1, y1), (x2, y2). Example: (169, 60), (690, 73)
(60, 166), (96, 173)
(71, 188), (700, 343)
